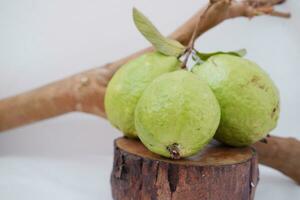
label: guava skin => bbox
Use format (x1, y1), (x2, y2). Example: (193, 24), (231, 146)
(105, 52), (181, 138)
(192, 54), (280, 147)
(135, 70), (221, 158)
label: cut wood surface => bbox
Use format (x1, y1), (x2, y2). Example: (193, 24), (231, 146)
(111, 137), (259, 200)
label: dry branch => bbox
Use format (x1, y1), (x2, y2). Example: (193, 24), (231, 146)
(0, 0), (299, 184)
(253, 135), (300, 184)
(0, 0), (290, 130)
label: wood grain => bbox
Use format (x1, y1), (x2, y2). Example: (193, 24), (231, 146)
(111, 137), (259, 200)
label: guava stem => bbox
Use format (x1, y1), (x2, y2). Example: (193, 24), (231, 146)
(167, 143), (181, 159)
(181, 48), (193, 69)
(181, 3), (214, 69)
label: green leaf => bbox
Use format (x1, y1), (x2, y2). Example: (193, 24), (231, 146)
(195, 49), (247, 61)
(133, 8), (185, 57)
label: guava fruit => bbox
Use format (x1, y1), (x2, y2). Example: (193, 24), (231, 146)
(105, 52), (181, 138)
(192, 54), (280, 146)
(135, 70), (220, 158)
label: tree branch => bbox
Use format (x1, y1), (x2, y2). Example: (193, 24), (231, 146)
(0, 0), (290, 131)
(253, 136), (300, 184)
(1, 0), (299, 184)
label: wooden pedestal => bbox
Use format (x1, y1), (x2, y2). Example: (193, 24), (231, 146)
(111, 137), (259, 200)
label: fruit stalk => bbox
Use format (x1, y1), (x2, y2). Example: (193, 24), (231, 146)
(0, 0), (299, 183)
(181, 2), (212, 69)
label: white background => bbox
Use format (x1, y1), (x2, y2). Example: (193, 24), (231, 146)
(0, 0), (299, 199)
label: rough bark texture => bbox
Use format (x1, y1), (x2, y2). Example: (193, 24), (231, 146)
(111, 137), (259, 200)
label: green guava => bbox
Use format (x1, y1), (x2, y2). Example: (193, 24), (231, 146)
(192, 54), (280, 146)
(105, 52), (181, 138)
(135, 70), (220, 158)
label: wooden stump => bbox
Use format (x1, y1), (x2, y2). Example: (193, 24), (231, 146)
(111, 137), (259, 200)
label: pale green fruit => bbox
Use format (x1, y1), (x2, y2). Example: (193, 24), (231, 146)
(192, 54), (280, 146)
(105, 52), (181, 138)
(135, 70), (220, 158)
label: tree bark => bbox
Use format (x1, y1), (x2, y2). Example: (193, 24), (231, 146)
(111, 137), (259, 200)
